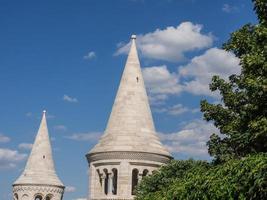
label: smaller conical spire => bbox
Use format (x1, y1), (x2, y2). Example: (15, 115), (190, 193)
(14, 111), (64, 186)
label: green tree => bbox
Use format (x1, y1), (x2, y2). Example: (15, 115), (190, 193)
(136, 154), (267, 200)
(201, 0), (267, 163)
(135, 160), (210, 200)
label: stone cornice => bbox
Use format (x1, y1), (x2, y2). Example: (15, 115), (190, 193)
(94, 162), (121, 167)
(86, 151), (172, 164)
(13, 184), (64, 194)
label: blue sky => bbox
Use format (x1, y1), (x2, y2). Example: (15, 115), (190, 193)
(0, 0), (257, 199)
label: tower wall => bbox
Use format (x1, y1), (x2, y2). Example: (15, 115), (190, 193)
(13, 185), (64, 200)
(87, 152), (170, 200)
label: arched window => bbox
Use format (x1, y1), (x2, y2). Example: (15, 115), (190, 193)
(21, 194), (29, 200)
(13, 193), (18, 200)
(143, 169), (149, 177)
(103, 169), (108, 195)
(131, 169), (139, 195)
(112, 168), (118, 195)
(34, 194), (43, 200)
(45, 194), (53, 200)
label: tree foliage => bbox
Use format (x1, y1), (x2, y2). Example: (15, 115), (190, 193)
(135, 160), (210, 200)
(135, 1), (267, 199)
(135, 160), (210, 199)
(135, 154), (267, 200)
(200, 0), (267, 163)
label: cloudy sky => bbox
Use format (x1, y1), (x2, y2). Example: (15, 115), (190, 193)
(0, 0), (257, 199)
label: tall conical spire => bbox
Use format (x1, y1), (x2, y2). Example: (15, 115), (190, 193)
(90, 35), (170, 157)
(14, 111), (64, 186)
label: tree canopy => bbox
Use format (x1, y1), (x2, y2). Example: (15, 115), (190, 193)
(200, 0), (267, 163)
(136, 154), (267, 200)
(135, 1), (267, 199)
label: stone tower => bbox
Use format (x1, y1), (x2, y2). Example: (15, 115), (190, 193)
(86, 35), (172, 200)
(13, 111), (65, 200)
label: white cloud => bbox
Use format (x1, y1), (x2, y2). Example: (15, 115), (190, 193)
(143, 65), (181, 94)
(0, 134), (10, 143)
(142, 48), (240, 104)
(116, 22), (213, 62)
(142, 65), (182, 104)
(54, 125), (67, 131)
(154, 104), (198, 116)
(222, 4), (239, 13)
(73, 198), (87, 200)
(65, 186), (76, 193)
(83, 51), (96, 60)
(0, 148), (27, 169)
(179, 47), (240, 97)
(46, 113), (55, 119)
(159, 119), (219, 159)
(168, 104), (189, 115)
(18, 143), (33, 150)
(63, 95), (78, 103)
(148, 94), (168, 106)
(65, 132), (102, 141)
(25, 112), (32, 117)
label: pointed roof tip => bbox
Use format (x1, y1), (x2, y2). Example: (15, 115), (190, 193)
(42, 110), (47, 122)
(131, 34), (137, 40)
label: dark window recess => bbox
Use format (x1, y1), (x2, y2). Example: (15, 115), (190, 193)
(132, 169), (139, 195)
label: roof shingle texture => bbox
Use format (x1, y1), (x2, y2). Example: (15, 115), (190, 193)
(14, 112), (64, 186)
(90, 37), (170, 157)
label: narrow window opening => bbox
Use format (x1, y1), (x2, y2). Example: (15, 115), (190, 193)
(43, 155), (45, 159)
(45, 194), (53, 200)
(143, 169), (149, 177)
(103, 169), (108, 195)
(131, 169), (139, 195)
(14, 193), (18, 200)
(112, 168), (118, 195)
(96, 169), (101, 185)
(35, 195), (43, 200)
(136, 77), (139, 82)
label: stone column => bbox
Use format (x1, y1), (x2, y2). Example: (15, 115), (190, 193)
(101, 173), (106, 195)
(88, 164), (95, 199)
(108, 172), (114, 195)
(118, 161), (131, 197)
(138, 173), (143, 183)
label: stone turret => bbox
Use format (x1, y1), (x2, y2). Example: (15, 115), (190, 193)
(86, 35), (172, 200)
(13, 111), (65, 200)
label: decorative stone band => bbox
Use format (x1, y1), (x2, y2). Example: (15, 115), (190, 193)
(13, 184), (64, 194)
(86, 151), (172, 164)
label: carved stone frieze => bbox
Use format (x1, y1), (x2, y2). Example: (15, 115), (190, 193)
(87, 151), (172, 164)
(13, 184), (64, 194)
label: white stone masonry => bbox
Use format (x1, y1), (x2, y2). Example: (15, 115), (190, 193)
(87, 35), (172, 200)
(13, 111), (65, 200)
